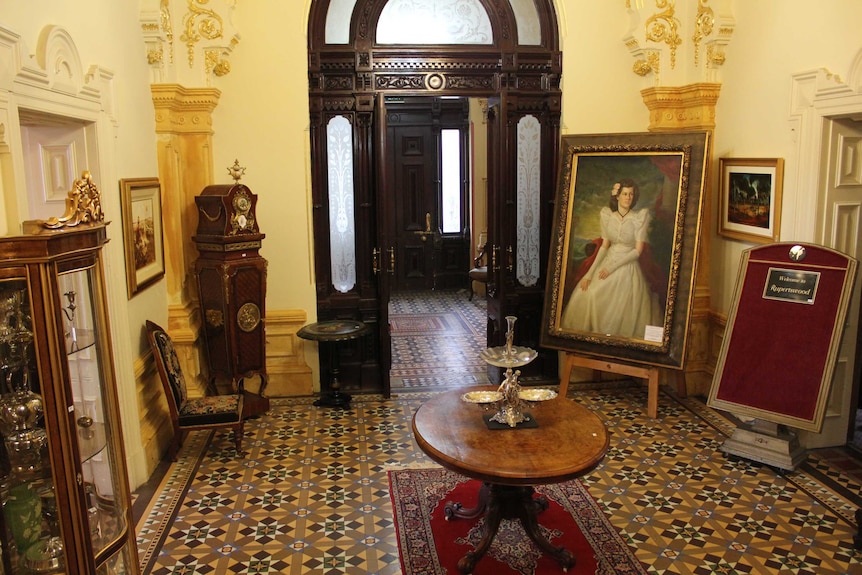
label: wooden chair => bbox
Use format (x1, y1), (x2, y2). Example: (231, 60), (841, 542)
(467, 243), (488, 301)
(146, 320), (244, 460)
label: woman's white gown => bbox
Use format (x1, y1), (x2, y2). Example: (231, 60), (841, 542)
(561, 207), (661, 338)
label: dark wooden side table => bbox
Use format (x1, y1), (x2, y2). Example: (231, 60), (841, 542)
(412, 386), (609, 573)
(297, 320), (370, 408)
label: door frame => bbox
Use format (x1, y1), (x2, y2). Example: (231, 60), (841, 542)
(307, 0), (563, 396)
(789, 59), (862, 447)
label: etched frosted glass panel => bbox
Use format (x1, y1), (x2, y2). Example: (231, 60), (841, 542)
(441, 129), (462, 234)
(516, 115), (541, 287)
(377, 0), (493, 45)
(325, 0), (358, 44)
(327, 116), (357, 293)
(509, 0), (541, 45)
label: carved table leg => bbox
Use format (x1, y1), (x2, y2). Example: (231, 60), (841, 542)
(448, 483), (575, 574)
(445, 482), (490, 520)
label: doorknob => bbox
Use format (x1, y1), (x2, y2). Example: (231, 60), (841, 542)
(387, 247), (395, 274)
(413, 212), (435, 242)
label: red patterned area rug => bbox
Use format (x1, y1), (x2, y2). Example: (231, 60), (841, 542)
(389, 467), (647, 575)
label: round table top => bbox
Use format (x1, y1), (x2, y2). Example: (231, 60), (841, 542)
(412, 386), (609, 486)
(297, 320), (370, 342)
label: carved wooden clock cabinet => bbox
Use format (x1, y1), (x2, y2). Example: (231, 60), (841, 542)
(193, 182), (269, 418)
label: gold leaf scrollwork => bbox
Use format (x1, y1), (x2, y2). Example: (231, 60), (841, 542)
(633, 60), (652, 76)
(692, 0), (715, 66)
(205, 48), (231, 77)
(644, 0), (682, 69)
(181, 0), (224, 68)
(43, 170), (105, 229)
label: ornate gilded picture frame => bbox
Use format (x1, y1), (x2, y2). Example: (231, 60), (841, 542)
(540, 131), (710, 369)
(120, 178), (165, 298)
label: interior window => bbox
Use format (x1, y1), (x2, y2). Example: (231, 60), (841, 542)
(440, 128), (462, 234)
(377, 0), (493, 45)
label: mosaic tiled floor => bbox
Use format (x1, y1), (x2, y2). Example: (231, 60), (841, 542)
(136, 384), (862, 575)
(389, 290), (491, 391)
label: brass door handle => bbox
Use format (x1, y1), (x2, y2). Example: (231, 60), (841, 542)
(413, 212), (435, 241)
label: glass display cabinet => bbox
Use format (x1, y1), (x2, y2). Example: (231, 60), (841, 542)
(0, 221), (138, 574)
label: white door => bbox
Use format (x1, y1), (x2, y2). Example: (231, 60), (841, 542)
(801, 116), (862, 448)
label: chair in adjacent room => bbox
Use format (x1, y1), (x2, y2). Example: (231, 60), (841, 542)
(146, 320), (244, 460)
(467, 243), (488, 301)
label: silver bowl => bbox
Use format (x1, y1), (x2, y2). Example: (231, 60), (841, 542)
(518, 388), (557, 402)
(461, 390), (503, 404)
(480, 345), (538, 368)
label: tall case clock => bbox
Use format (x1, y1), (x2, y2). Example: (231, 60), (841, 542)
(193, 175), (269, 418)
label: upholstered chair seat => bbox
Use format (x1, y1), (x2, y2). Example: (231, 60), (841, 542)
(146, 320), (244, 460)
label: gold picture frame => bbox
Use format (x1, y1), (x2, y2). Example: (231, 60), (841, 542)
(540, 131), (710, 369)
(718, 157), (784, 244)
(120, 178), (164, 298)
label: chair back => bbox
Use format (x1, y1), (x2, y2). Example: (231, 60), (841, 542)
(146, 320), (188, 419)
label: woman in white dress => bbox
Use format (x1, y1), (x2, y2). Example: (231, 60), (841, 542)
(561, 179), (662, 339)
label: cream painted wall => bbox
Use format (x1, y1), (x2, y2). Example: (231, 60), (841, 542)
(710, 1), (862, 312)
(557, 1), (646, 135)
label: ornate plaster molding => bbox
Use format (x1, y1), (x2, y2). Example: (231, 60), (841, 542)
(623, 0), (734, 87)
(140, 0), (239, 87)
(151, 84), (220, 134)
(641, 82), (721, 131)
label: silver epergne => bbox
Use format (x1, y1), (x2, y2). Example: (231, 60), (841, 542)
(466, 316), (556, 427)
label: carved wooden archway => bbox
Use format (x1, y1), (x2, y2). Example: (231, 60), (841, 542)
(307, 0), (563, 396)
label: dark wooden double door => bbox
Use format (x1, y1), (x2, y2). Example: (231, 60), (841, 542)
(387, 97), (470, 292)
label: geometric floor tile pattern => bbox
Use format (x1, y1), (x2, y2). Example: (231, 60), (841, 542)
(389, 290), (491, 391)
(137, 383), (862, 575)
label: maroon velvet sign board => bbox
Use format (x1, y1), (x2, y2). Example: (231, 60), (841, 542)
(708, 243), (856, 432)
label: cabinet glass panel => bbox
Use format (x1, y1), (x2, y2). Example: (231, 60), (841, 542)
(0, 277), (58, 573)
(59, 266), (126, 558)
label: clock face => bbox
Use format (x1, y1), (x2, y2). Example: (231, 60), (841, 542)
(235, 195), (250, 212)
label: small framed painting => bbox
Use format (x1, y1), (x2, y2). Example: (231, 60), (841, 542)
(718, 158), (784, 244)
(120, 178), (164, 298)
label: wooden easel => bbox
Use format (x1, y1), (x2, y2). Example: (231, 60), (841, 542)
(558, 352), (687, 419)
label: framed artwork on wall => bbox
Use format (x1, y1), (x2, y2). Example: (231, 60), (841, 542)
(120, 178), (164, 298)
(718, 157), (784, 244)
(539, 131), (711, 369)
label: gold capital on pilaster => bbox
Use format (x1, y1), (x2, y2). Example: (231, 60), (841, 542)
(641, 82), (721, 132)
(151, 83), (220, 134)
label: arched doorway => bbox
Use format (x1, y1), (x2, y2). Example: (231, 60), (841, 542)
(307, 0), (563, 397)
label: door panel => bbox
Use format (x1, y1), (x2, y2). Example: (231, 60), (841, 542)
(386, 97), (470, 292)
(391, 124), (437, 290)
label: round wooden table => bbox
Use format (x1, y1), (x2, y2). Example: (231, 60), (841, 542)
(412, 386), (609, 573)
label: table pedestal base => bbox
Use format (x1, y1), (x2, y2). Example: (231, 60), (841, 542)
(444, 482), (575, 574)
(313, 391), (352, 409)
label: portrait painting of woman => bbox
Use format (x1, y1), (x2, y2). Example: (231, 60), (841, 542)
(541, 131), (710, 369)
(556, 154), (682, 344)
(560, 178), (664, 339)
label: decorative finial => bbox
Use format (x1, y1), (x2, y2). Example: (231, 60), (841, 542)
(227, 159), (246, 183)
(43, 170), (104, 229)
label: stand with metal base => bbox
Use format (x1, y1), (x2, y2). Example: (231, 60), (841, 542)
(297, 320), (369, 409)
